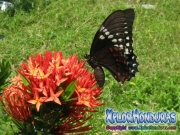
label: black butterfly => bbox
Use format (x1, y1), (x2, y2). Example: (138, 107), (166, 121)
(85, 9), (138, 87)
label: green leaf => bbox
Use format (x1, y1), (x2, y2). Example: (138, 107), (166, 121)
(20, 75), (30, 86)
(34, 117), (45, 123)
(61, 81), (77, 101)
(26, 89), (32, 94)
(12, 118), (24, 130)
(65, 97), (77, 102)
(0, 59), (11, 90)
(129, 82), (136, 86)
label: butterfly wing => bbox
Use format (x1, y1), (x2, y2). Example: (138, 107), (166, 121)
(90, 9), (134, 56)
(89, 9), (138, 84)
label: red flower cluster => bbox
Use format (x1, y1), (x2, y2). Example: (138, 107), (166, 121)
(2, 84), (31, 122)
(0, 51), (102, 134)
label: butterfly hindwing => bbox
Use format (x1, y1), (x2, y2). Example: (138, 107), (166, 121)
(86, 9), (138, 87)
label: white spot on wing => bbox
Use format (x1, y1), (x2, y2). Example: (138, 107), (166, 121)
(133, 64), (136, 67)
(125, 48), (129, 54)
(126, 36), (130, 40)
(103, 28), (107, 32)
(124, 31), (128, 34)
(99, 35), (105, 40)
(126, 43), (130, 46)
(120, 44), (123, 47)
(114, 44), (119, 47)
(119, 44), (123, 49)
(118, 38), (122, 42)
(100, 26), (104, 32)
(108, 35), (114, 39)
(105, 31), (110, 35)
(112, 39), (117, 43)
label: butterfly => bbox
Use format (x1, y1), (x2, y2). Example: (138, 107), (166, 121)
(85, 9), (138, 87)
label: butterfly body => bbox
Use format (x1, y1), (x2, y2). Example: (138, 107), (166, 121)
(85, 9), (138, 87)
(85, 55), (105, 87)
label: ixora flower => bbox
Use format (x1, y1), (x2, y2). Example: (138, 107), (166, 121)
(0, 51), (103, 134)
(1, 84), (32, 122)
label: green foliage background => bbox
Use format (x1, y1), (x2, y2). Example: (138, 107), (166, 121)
(0, 0), (180, 134)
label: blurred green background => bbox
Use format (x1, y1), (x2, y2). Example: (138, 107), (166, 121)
(0, 0), (180, 134)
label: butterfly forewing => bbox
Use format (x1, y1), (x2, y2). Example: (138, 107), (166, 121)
(90, 9), (134, 55)
(87, 9), (138, 87)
